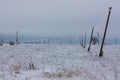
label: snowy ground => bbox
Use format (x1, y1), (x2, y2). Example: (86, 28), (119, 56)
(0, 43), (120, 80)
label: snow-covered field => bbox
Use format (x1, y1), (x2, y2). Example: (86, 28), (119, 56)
(0, 43), (120, 80)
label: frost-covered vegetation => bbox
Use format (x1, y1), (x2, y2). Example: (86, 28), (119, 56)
(0, 43), (120, 80)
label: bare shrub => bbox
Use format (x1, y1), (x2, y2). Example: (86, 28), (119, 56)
(91, 36), (99, 45)
(41, 69), (97, 80)
(0, 42), (3, 46)
(9, 41), (15, 45)
(27, 57), (37, 70)
(42, 72), (51, 78)
(9, 64), (21, 74)
(28, 63), (36, 70)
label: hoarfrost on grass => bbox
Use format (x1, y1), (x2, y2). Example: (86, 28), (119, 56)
(0, 44), (120, 80)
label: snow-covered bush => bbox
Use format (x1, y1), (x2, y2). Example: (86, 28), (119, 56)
(0, 42), (3, 46)
(9, 64), (21, 74)
(9, 41), (15, 45)
(28, 63), (36, 70)
(91, 36), (99, 45)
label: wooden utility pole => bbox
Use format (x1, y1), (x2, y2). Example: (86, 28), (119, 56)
(16, 31), (18, 44)
(88, 26), (94, 52)
(99, 7), (112, 57)
(84, 32), (86, 48)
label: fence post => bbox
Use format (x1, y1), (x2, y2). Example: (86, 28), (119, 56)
(99, 7), (112, 57)
(88, 26), (94, 52)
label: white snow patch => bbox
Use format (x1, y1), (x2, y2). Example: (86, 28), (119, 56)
(0, 44), (120, 80)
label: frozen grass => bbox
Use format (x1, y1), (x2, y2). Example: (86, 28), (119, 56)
(0, 44), (120, 80)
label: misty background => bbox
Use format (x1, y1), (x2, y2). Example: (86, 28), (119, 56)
(0, 0), (120, 43)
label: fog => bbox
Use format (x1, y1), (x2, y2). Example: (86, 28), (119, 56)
(0, 0), (120, 37)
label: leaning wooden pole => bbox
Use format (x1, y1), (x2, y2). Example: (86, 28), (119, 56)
(88, 26), (94, 52)
(99, 7), (112, 57)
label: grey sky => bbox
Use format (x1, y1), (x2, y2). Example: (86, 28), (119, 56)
(0, 0), (120, 36)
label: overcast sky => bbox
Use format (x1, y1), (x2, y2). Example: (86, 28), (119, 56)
(0, 0), (120, 37)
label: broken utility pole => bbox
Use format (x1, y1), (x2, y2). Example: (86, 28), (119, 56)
(99, 7), (112, 57)
(88, 26), (94, 52)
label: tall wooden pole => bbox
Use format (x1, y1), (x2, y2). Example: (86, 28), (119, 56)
(88, 26), (94, 52)
(99, 7), (112, 57)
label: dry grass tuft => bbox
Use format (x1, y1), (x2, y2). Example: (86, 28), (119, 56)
(10, 64), (21, 74)
(41, 69), (97, 80)
(41, 69), (82, 78)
